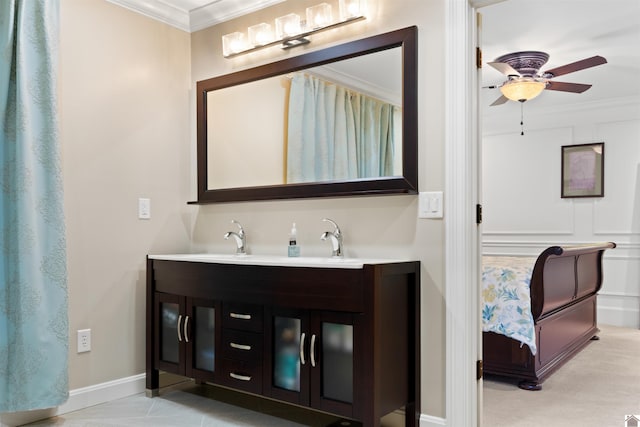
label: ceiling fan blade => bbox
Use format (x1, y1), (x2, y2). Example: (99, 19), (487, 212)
(487, 61), (520, 76)
(545, 81), (592, 93)
(543, 56), (607, 78)
(490, 95), (509, 106)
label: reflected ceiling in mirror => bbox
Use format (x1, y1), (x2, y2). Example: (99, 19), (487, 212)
(193, 26), (417, 204)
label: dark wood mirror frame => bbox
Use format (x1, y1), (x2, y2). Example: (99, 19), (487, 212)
(191, 26), (417, 204)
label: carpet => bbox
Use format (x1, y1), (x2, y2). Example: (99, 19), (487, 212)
(483, 324), (640, 427)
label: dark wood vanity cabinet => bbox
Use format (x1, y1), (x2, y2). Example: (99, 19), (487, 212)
(146, 257), (420, 427)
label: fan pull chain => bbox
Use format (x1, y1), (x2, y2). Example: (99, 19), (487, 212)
(520, 102), (525, 135)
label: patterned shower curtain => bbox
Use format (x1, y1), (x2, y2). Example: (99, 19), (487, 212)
(0, 0), (69, 412)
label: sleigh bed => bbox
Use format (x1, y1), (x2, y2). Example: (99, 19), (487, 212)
(482, 242), (616, 390)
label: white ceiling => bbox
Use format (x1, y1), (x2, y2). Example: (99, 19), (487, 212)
(110, 0), (640, 113)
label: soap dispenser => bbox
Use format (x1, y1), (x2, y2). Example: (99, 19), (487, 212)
(288, 222), (300, 257)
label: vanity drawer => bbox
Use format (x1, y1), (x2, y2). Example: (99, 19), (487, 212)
(219, 358), (262, 394)
(221, 329), (263, 362)
(223, 303), (263, 332)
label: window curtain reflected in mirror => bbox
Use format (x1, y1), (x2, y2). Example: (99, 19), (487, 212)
(0, 0), (68, 411)
(286, 73), (396, 183)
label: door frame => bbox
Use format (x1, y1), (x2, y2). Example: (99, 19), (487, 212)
(443, 0), (496, 426)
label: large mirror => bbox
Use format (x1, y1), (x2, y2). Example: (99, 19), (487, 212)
(193, 26), (417, 204)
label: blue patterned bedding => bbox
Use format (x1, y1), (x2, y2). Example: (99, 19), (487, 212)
(482, 256), (537, 355)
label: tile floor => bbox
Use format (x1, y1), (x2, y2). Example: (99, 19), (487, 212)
(23, 380), (361, 427)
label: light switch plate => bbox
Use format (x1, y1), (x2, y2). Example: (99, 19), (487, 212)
(138, 198), (151, 219)
(419, 191), (444, 219)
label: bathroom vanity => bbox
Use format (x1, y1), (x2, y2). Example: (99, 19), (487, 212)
(146, 255), (420, 426)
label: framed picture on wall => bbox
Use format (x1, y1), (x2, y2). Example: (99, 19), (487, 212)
(561, 142), (604, 198)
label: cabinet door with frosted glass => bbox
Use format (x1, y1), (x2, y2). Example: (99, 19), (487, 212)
(184, 297), (219, 382)
(264, 307), (311, 406)
(310, 311), (360, 419)
(154, 293), (186, 375)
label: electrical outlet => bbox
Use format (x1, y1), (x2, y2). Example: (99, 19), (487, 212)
(77, 329), (91, 353)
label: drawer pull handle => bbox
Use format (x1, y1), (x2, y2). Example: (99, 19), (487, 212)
(230, 313), (252, 320)
(177, 315), (183, 342)
(230, 342), (252, 351)
(300, 332), (306, 365)
(310, 334), (317, 368)
(229, 372), (252, 382)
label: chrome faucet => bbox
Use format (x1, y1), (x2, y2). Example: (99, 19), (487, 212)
(224, 220), (246, 254)
(320, 218), (343, 258)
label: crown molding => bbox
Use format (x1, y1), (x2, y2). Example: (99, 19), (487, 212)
(190, 0), (285, 32)
(107, 0), (285, 33)
(106, 0), (191, 31)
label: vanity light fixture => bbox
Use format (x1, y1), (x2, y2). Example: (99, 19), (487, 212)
(339, 0), (363, 20)
(221, 32), (247, 57)
(306, 3), (333, 30)
(248, 22), (274, 47)
(221, 0), (366, 58)
(275, 13), (303, 39)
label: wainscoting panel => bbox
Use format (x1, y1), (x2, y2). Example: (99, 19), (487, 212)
(482, 127), (574, 235)
(592, 119), (640, 235)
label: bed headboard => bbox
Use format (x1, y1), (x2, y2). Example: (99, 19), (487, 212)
(530, 242), (616, 321)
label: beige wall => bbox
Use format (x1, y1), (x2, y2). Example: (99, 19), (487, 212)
(190, 0), (446, 418)
(60, 0), (192, 388)
(55, 0), (446, 422)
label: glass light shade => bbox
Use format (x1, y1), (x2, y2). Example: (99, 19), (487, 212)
(275, 13), (302, 39)
(500, 79), (546, 102)
(306, 3), (333, 30)
(222, 32), (247, 56)
(339, 0), (364, 20)
(248, 23), (273, 46)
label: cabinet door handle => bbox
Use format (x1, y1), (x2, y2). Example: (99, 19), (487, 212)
(300, 332), (306, 365)
(229, 372), (252, 382)
(177, 314), (183, 342)
(230, 342), (251, 351)
(229, 313), (252, 320)
(183, 315), (190, 343)
(310, 334), (317, 368)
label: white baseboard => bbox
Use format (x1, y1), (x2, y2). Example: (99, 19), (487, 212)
(421, 413), (447, 426)
(0, 373), (146, 427)
(60, 373), (147, 414)
(598, 305), (640, 329)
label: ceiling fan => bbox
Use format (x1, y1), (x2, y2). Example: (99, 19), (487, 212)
(486, 51), (607, 106)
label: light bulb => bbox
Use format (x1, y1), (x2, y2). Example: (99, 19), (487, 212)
(275, 13), (302, 38)
(306, 3), (333, 30)
(248, 23), (273, 46)
(222, 32), (247, 56)
(339, 0), (364, 20)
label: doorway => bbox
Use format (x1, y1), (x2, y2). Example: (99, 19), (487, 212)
(478, 0), (640, 425)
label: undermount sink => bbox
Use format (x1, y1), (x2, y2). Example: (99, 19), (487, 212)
(148, 253), (404, 269)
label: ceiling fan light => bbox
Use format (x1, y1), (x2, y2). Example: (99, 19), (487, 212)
(500, 79), (546, 102)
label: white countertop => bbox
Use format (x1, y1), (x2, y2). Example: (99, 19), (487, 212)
(148, 253), (408, 269)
